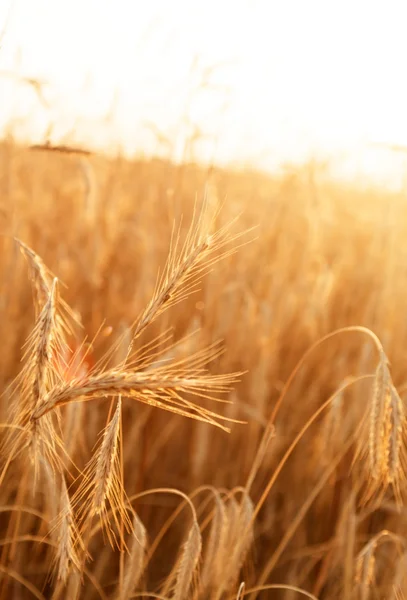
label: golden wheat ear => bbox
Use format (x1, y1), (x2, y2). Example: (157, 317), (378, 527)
(354, 531), (404, 599)
(355, 349), (407, 504)
(126, 199), (248, 353)
(30, 329), (244, 430)
(30, 363), (244, 431)
(14, 238), (78, 327)
(0, 247), (81, 589)
(71, 398), (132, 551)
(214, 490), (254, 599)
(161, 520), (202, 600)
(200, 490), (226, 593)
(3, 277), (69, 485)
(51, 477), (83, 584)
(14, 238), (53, 313)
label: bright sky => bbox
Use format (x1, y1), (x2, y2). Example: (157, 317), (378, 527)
(1, 0), (407, 187)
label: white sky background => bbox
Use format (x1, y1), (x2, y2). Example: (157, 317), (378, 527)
(1, 0), (407, 187)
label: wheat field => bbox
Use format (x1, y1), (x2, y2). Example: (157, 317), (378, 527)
(1, 138), (407, 599)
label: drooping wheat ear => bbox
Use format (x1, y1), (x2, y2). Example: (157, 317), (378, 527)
(386, 386), (406, 492)
(390, 551), (407, 600)
(363, 350), (407, 501)
(211, 494), (234, 588)
(355, 531), (405, 600)
(119, 511), (147, 599)
(15, 238), (79, 328)
(78, 157), (97, 225)
(15, 238), (53, 313)
(216, 491), (254, 598)
(369, 351), (391, 479)
(53, 477), (82, 584)
(72, 398), (131, 548)
(355, 538), (377, 600)
(200, 491), (226, 591)
(172, 521), (202, 600)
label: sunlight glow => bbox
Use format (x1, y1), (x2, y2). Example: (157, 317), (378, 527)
(1, 0), (407, 187)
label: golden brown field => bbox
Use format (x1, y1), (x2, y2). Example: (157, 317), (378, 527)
(1, 138), (407, 599)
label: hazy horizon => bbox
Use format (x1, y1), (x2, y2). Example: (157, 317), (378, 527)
(1, 0), (407, 188)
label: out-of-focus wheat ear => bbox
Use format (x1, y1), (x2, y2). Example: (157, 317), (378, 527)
(390, 552), (407, 600)
(369, 351), (391, 481)
(354, 531), (404, 599)
(387, 385), (407, 502)
(200, 491), (226, 592)
(211, 495), (233, 588)
(172, 521), (202, 600)
(118, 511), (147, 599)
(354, 538), (377, 600)
(53, 478), (82, 584)
(216, 491), (254, 598)
(355, 350), (407, 503)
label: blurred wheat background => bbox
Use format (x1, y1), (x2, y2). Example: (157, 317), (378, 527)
(2, 1), (407, 599)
